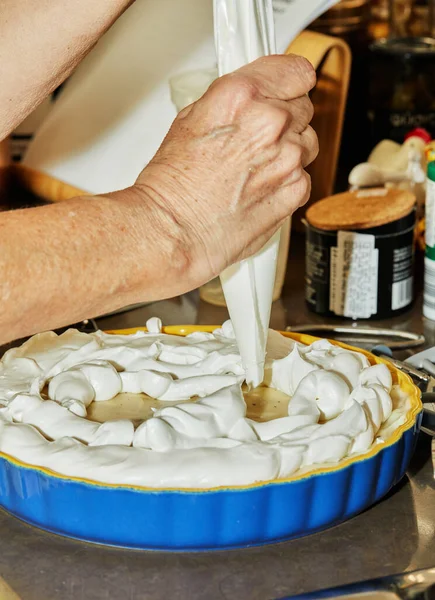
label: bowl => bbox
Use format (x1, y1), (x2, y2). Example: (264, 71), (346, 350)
(0, 327), (423, 551)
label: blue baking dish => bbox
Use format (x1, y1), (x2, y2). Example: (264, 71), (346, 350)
(0, 328), (423, 551)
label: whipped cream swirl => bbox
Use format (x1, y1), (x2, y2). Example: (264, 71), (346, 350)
(0, 320), (408, 488)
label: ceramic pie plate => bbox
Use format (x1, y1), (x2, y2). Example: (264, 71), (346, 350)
(0, 327), (423, 551)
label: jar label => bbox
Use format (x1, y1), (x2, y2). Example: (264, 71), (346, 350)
(391, 245), (413, 311)
(368, 109), (435, 143)
(330, 231), (379, 319)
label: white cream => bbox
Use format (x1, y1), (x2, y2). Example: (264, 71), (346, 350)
(49, 370), (95, 407)
(134, 385), (247, 451)
(265, 344), (319, 396)
(0, 319), (408, 489)
(290, 371), (350, 421)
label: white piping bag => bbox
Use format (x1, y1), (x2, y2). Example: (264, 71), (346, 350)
(214, 0), (279, 388)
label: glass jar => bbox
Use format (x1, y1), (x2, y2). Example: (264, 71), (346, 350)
(368, 37), (435, 147)
(369, 0), (389, 40)
(389, 0), (435, 38)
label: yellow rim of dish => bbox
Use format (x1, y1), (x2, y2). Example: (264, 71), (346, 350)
(0, 326), (423, 493)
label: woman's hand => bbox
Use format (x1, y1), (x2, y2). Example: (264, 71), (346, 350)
(135, 54), (318, 290)
(0, 55), (317, 344)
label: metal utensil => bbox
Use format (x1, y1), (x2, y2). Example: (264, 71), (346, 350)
(281, 566), (435, 599)
(285, 324), (425, 350)
(372, 350), (432, 385)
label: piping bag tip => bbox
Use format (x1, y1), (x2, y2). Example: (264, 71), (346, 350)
(245, 362), (265, 390)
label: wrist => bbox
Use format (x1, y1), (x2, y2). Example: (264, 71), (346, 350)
(112, 183), (195, 299)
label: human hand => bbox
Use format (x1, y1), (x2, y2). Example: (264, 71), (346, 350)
(136, 54), (318, 291)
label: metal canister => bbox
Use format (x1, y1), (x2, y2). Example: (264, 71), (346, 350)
(305, 188), (416, 320)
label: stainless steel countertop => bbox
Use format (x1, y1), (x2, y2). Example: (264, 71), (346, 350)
(1, 228), (435, 600)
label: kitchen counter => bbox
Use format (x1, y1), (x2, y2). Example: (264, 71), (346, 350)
(1, 184), (435, 599)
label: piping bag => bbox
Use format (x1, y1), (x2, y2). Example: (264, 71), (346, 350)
(214, 0), (279, 388)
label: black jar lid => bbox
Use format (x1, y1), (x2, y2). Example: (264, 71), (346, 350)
(370, 36), (435, 59)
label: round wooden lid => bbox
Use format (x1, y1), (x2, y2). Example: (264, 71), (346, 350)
(306, 188), (416, 231)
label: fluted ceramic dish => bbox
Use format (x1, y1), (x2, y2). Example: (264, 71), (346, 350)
(0, 327), (423, 551)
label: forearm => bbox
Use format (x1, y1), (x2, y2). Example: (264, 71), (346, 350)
(0, 190), (188, 345)
(0, 0), (134, 140)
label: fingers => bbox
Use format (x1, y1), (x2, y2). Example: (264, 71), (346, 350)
(280, 170), (312, 212)
(247, 125), (318, 197)
(256, 94), (313, 135)
(224, 93), (315, 159)
(281, 126), (319, 168)
(236, 171), (311, 262)
(182, 55), (316, 151)
(191, 55), (315, 128)
(233, 54), (316, 101)
(255, 170), (311, 229)
(300, 125), (319, 167)
(274, 95), (314, 134)
(272, 170), (312, 219)
(247, 140), (303, 191)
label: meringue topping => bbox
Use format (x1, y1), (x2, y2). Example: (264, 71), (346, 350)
(0, 320), (408, 489)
